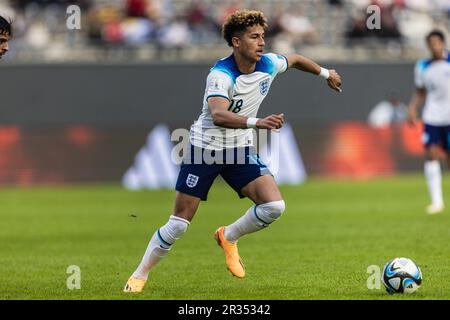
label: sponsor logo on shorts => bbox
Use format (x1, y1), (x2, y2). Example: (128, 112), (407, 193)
(186, 174), (199, 188)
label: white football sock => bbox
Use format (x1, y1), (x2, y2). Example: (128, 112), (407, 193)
(424, 160), (444, 207)
(133, 215), (189, 280)
(224, 200), (285, 243)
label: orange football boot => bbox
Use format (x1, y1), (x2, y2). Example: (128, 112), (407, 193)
(123, 276), (146, 293)
(214, 227), (245, 278)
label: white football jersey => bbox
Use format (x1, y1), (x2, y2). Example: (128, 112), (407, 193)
(414, 52), (450, 126)
(190, 53), (288, 150)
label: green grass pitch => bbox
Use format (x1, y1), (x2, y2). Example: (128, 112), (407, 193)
(1, 174), (449, 300)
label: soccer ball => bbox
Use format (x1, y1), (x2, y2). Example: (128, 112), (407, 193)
(382, 257), (422, 294)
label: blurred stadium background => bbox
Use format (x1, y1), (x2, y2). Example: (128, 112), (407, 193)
(1, 0), (449, 185)
(2, 0), (450, 62)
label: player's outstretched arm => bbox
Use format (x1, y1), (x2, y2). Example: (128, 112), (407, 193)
(407, 88), (426, 126)
(208, 96), (284, 130)
(284, 54), (342, 93)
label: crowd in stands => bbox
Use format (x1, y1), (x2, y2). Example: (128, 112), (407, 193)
(0, 0), (449, 62)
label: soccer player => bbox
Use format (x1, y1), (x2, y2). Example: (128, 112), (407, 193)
(408, 30), (450, 215)
(124, 10), (342, 292)
(0, 15), (11, 59)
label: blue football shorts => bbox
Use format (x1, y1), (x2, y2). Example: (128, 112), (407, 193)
(175, 144), (272, 201)
(423, 124), (450, 151)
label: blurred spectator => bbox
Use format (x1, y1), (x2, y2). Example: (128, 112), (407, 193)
(126, 0), (149, 18)
(217, 0), (242, 26)
(102, 17), (124, 45)
(328, 0), (343, 6)
(346, 2), (402, 45)
(274, 5), (317, 52)
(377, 3), (402, 41)
(187, 1), (207, 27)
(121, 18), (154, 45)
(346, 12), (370, 42)
(146, 0), (168, 21)
(157, 16), (191, 50)
(397, 7), (434, 45)
(186, 1), (216, 43)
(368, 93), (408, 128)
(404, 0), (432, 11)
(24, 20), (51, 49)
(96, 5), (124, 45)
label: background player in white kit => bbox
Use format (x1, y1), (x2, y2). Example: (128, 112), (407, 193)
(408, 30), (450, 215)
(124, 10), (342, 292)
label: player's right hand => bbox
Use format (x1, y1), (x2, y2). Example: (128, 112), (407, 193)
(327, 70), (342, 93)
(257, 113), (284, 130)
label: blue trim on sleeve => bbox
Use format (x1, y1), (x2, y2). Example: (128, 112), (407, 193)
(211, 55), (241, 84)
(206, 94), (230, 101)
(418, 59), (433, 72)
(211, 53), (283, 80)
(418, 52), (450, 70)
(255, 54), (275, 76)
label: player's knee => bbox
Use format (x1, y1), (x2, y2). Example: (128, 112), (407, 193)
(268, 200), (286, 220)
(167, 215), (190, 239)
(258, 200), (285, 223)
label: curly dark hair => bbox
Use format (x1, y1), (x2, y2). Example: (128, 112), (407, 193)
(0, 15), (12, 36)
(222, 10), (268, 47)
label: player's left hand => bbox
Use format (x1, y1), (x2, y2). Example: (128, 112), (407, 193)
(407, 107), (420, 127)
(327, 70), (342, 93)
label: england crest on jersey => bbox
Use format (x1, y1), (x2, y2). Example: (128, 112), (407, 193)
(259, 79), (269, 96)
(186, 174), (199, 188)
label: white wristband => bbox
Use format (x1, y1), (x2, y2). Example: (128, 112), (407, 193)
(246, 117), (259, 129)
(319, 67), (330, 80)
